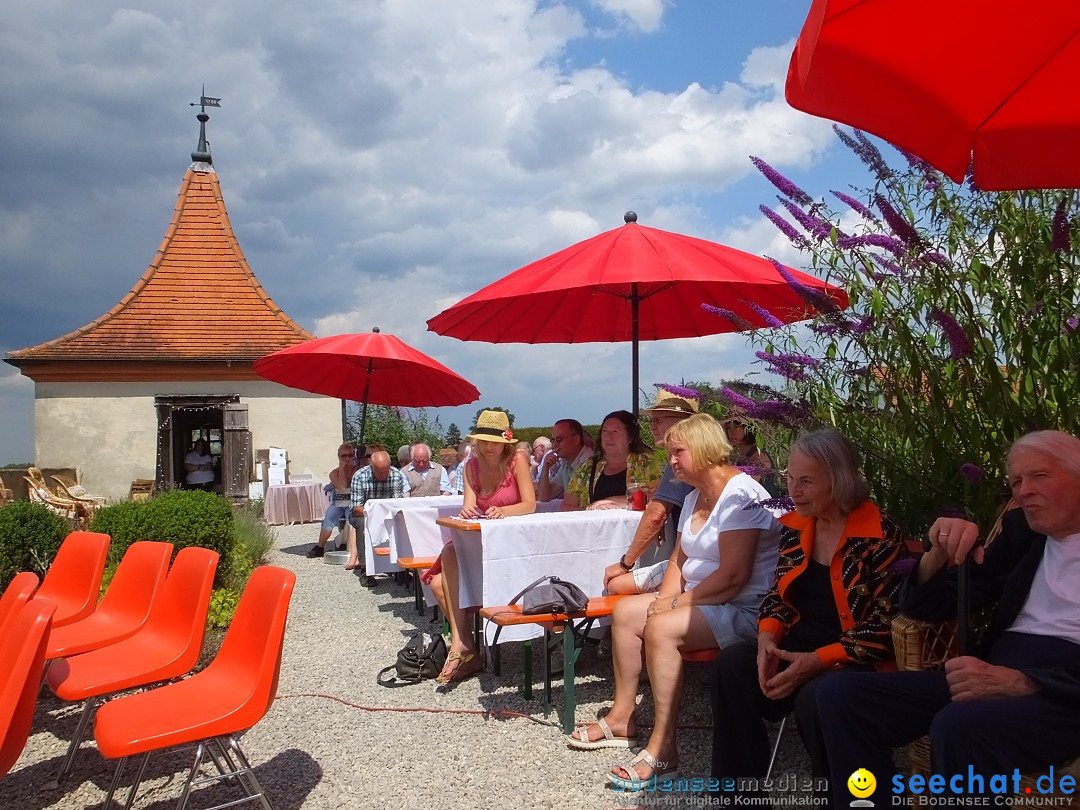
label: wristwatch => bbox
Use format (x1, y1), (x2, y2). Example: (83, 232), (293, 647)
(618, 554), (633, 571)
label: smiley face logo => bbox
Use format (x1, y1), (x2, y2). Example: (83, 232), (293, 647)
(847, 768), (877, 799)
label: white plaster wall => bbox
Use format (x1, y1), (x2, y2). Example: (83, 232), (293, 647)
(34, 381), (343, 501)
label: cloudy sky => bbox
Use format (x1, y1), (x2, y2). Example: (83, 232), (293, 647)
(0, 0), (872, 462)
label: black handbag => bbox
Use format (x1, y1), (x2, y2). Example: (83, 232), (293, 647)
(514, 575), (589, 615)
(376, 631), (448, 687)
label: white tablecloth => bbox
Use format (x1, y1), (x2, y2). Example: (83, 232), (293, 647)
(264, 482), (329, 526)
(447, 509), (640, 644)
(363, 496), (464, 573)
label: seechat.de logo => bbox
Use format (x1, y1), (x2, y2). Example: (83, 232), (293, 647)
(849, 768), (878, 807)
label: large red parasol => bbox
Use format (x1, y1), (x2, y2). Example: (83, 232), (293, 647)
(427, 213), (848, 415)
(253, 329), (480, 444)
(785, 0), (1080, 191)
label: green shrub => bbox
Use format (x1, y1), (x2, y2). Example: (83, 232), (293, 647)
(142, 490), (234, 586)
(232, 504), (274, 567)
(89, 501), (154, 566)
(206, 587), (241, 630)
(0, 501), (70, 587)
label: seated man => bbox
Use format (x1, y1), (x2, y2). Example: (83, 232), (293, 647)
(604, 388), (698, 594)
(344, 449), (405, 571)
(402, 443), (451, 497)
(447, 442), (471, 495)
(531, 436), (552, 484)
(537, 418), (593, 502)
(817, 430), (1080, 804)
(306, 443), (360, 558)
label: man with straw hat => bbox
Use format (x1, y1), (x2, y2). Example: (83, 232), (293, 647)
(604, 386), (699, 594)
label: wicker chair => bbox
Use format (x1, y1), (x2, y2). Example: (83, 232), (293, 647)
(52, 477), (106, 514)
(892, 503), (1078, 804)
(24, 477), (83, 527)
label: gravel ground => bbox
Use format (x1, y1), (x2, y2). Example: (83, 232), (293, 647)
(2, 522), (809, 810)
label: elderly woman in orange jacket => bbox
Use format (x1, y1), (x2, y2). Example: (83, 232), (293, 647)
(710, 428), (908, 801)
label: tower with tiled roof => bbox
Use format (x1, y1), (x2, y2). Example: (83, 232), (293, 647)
(5, 98), (340, 500)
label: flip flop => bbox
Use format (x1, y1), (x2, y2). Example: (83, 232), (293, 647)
(566, 717), (636, 750)
(606, 749), (679, 792)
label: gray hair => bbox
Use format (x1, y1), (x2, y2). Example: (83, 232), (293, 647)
(411, 443), (431, 458)
(1009, 430), (1080, 479)
(790, 428), (870, 514)
(397, 444), (412, 465)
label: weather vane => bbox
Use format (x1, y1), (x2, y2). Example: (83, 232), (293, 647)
(189, 85), (221, 114)
(189, 86), (220, 165)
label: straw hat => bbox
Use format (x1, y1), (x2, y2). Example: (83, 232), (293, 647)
(642, 389), (699, 418)
(468, 409), (515, 443)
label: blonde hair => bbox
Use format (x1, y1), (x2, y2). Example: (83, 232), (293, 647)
(664, 413), (733, 468)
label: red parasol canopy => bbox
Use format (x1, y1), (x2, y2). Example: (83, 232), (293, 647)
(427, 213), (847, 414)
(785, 0), (1080, 191)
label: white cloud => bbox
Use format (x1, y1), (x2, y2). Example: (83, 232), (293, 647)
(0, 0), (838, 459)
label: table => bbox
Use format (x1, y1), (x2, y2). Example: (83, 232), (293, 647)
(264, 481), (329, 526)
(438, 509), (639, 644)
(362, 496), (463, 574)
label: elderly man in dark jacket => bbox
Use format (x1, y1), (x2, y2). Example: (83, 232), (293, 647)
(817, 430), (1080, 803)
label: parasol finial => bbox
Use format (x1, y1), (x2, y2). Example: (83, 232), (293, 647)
(624, 211), (638, 224)
(372, 326), (380, 333)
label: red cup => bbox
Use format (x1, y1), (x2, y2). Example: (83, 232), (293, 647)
(630, 488), (647, 511)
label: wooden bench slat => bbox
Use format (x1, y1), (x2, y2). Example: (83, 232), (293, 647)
(479, 594), (627, 626)
(397, 556), (436, 569)
(373, 546), (390, 557)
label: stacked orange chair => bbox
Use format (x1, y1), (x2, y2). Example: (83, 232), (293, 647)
(35, 531), (110, 628)
(0, 600), (55, 777)
(45, 546), (218, 779)
(45, 541), (173, 659)
(94, 565), (297, 810)
(0, 572), (40, 639)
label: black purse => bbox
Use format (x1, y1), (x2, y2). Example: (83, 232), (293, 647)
(514, 575), (589, 615)
(376, 631), (448, 687)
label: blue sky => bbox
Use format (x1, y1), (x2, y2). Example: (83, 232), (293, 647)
(0, 0), (885, 462)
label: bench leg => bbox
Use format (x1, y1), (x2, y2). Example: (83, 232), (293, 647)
(562, 623), (577, 735)
(522, 639), (533, 701)
(542, 629), (552, 718)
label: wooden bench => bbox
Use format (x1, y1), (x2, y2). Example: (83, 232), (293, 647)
(398, 556), (436, 614)
(479, 595), (628, 734)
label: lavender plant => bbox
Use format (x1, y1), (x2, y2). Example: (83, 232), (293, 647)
(744, 130), (1080, 533)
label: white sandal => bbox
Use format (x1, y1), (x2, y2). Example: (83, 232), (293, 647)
(566, 717), (636, 750)
(606, 748), (679, 791)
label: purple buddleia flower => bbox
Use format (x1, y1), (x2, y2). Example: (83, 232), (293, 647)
(874, 195), (921, 246)
(755, 351), (821, 382)
(720, 387), (757, 411)
(920, 250), (953, 269)
(838, 234), (908, 258)
(701, 303), (754, 331)
(850, 315), (876, 335)
(871, 254), (906, 278)
(753, 398), (812, 426)
(898, 147), (932, 173)
(852, 130), (894, 181)
(831, 190), (876, 221)
(928, 308), (973, 359)
(758, 205), (810, 249)
(1063, 316), (1079, 335)
(1052, 199), (1071, 253)
(833, 124), (859, 152)
(745, 301), (786, 328)
(810, 321), (841, 337)
(768, 258), (842, 314)
(750, 156), (814, 207)
(654, 383), (703, 400)
(966, 162), (981, 193)
(923, 176), (940, 193)
(960, 463), (985, 483)
(778, 199), (834, 242)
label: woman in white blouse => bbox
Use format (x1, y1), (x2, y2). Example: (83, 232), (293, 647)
(566, 413), (781, 790)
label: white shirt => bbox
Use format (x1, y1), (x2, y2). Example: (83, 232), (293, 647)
(553, 447), (594, 493)
(677, 474), (780, 606)
(1008, 532), (1080, 645)
(184, 452), (214, 485)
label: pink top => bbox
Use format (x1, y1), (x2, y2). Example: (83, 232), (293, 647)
(465, 455), (521, 510)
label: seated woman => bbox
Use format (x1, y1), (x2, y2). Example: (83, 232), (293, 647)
(723, 416), (779, 495)
(424, 409), (535, 684)
(567, 413), (781, 789)
(710, 428), (907, 801)
(561, 409), (662, 511)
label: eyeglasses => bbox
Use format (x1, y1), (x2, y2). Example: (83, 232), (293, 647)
(339, 454), (355, 459)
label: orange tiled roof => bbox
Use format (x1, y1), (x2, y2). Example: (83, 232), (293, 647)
(8, 164), (312, 362)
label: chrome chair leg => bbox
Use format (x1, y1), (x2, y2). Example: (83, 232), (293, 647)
(122, 752), (152, 810)
(226, 737), (275, 810)
(175, 741), (207, 810)
(58, 696), (100, 779)
(103, 755), (128, 809)
(765, 715), (788, 781)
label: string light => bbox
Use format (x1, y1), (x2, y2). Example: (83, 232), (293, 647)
(151, 399), (251, 501)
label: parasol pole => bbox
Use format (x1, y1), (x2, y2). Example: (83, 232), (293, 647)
(356, 327), (379, 448)
(631, 282), (640, 418)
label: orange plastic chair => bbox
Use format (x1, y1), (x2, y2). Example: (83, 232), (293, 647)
(0, 572), (40, 640)
(0, 599), (55, 778)
(45, 541), (173, 659)
(34, 531), (110, 628)
(45, 546), (218, 779)
(94, 566), (296, 810)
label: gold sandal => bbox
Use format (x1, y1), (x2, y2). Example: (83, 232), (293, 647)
(436, 650), (481, 684)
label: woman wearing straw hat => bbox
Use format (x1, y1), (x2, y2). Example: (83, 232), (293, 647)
(424, 409), (535, 684)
